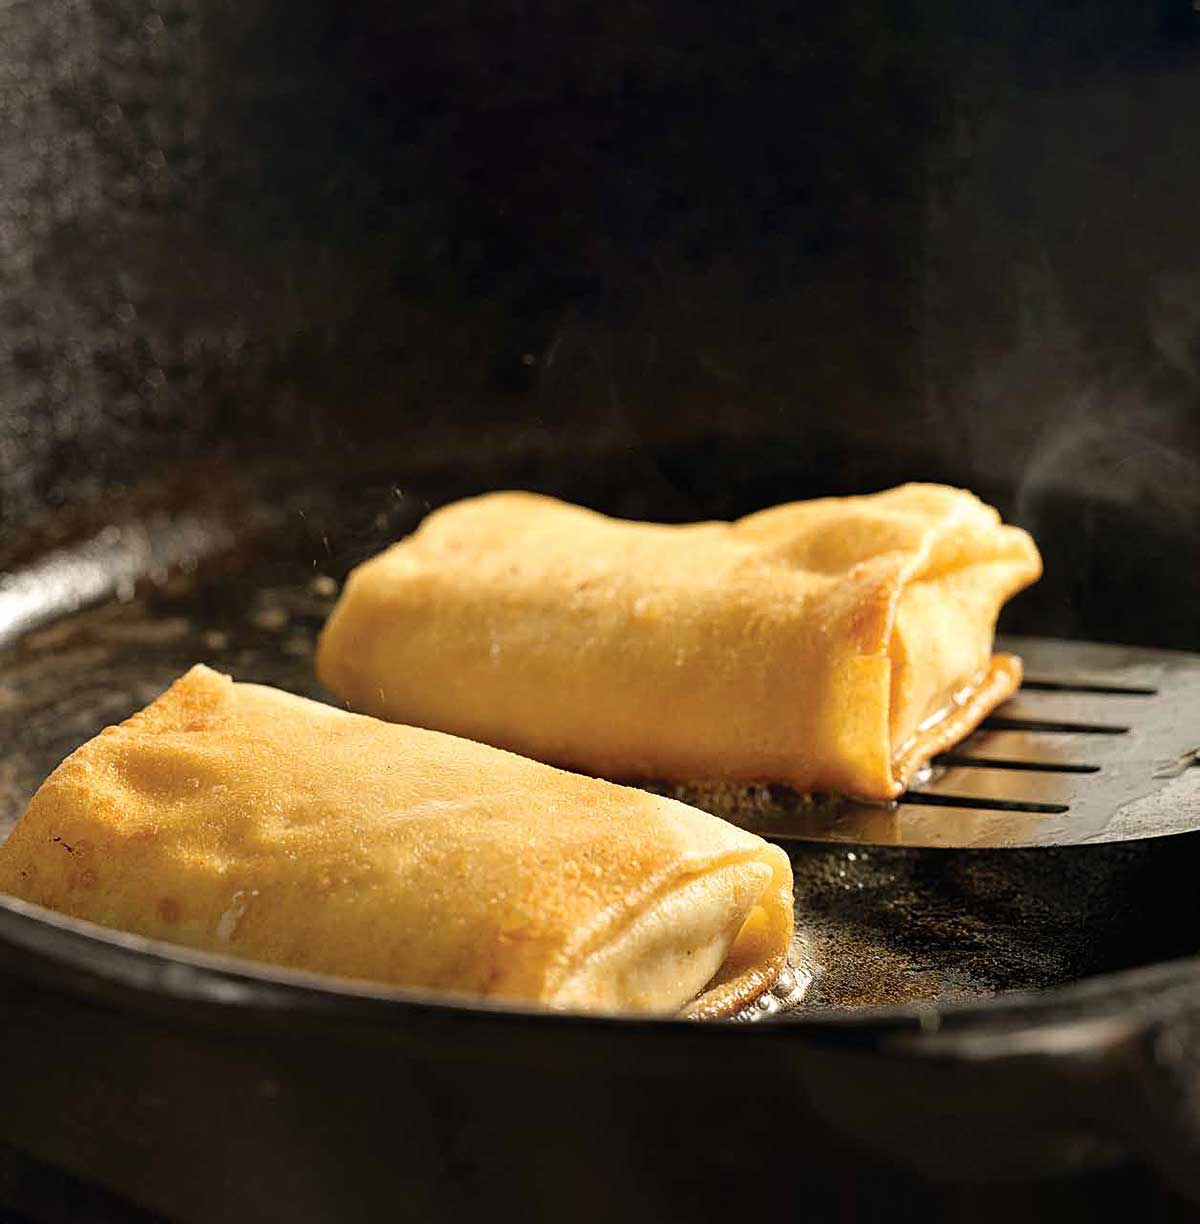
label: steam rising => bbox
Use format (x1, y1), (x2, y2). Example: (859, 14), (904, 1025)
(1015, 410), (1200, 539)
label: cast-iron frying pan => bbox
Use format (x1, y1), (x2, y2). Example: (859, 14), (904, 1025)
(1, 480), (1200, 1222)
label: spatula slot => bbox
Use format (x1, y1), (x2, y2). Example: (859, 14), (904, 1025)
(1020, 678), (1159, 696)
(932, 754), (1101, 774)
(898, 792), (1071, 815)
(981, 716), (1129, 734)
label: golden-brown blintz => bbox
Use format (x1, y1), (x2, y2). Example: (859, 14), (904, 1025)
(317, 483), (1042, 799)
(0, 666), (793, 1017)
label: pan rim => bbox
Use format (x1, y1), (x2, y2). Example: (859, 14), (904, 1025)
(0, 889), (1193, 1054)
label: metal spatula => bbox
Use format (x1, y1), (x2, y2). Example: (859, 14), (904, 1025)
(663, 636), (1200, 849)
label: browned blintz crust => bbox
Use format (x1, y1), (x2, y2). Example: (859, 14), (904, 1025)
(317, 484), (1042, 799)
(0, 667), (793, 1017)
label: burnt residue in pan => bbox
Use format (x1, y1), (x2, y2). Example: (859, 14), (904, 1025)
(3, 494), (1197, 1018)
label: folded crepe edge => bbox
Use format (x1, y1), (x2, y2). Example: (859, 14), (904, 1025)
(543, 840), (794, 1017)
(867, 505), (1042, 799)
(889, 652), (1024, 793)
(679, 841), (794, 1019)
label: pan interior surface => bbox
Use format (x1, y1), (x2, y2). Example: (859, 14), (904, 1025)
(1, 485), (1199, 1019)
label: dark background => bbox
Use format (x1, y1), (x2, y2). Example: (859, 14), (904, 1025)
(3, 8), (1200, 1220)
(2, 0), (1199, 644)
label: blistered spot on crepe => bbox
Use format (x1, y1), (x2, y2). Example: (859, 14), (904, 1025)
(157, 896), (181, 924)
(71, 867), (98, 889)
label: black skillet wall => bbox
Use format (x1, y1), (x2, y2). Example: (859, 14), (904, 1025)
(2, 0), (1199, 646)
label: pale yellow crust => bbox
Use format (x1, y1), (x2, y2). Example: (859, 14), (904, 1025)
(0, 667), (793, 1017)
(316, 483), (1042, 800)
